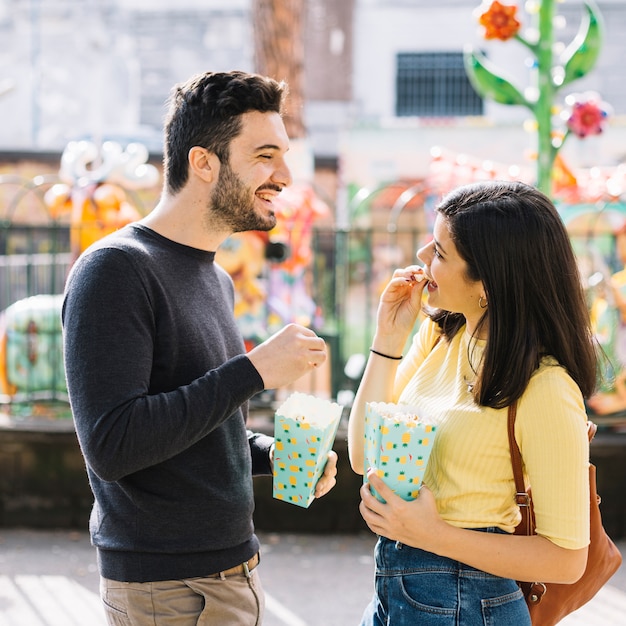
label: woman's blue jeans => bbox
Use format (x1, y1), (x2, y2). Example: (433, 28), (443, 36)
(360, 530), (531, 626)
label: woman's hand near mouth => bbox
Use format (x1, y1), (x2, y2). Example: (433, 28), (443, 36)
(373, 265), (429, 355)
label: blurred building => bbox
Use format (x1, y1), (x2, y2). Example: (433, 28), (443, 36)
(0, 0), (624, 196)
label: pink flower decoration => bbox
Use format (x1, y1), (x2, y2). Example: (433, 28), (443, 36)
(564, 92), (611, 138)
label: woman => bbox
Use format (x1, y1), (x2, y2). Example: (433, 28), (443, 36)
(348, 180), (597, 625)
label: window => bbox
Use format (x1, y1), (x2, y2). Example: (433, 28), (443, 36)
(396, 52), (483, 117)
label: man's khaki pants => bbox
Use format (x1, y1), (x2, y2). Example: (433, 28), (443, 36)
(100, 558), (264, 625)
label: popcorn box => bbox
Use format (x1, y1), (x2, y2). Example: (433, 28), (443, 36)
(273, 392), (343, 508)
(364, 402), (437, 502)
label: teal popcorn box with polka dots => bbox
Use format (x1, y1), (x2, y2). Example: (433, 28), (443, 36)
(364, 402), (438, 502)
(273, 392), (343, 508)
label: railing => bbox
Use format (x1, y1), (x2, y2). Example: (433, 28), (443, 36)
(2, 211), (626, 436)
(0, 213), (432, 410)
(309, 225), (431, 402)
(0, 250), (72, 313)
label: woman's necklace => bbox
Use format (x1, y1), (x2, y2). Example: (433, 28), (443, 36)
(462, 329), (484, 394)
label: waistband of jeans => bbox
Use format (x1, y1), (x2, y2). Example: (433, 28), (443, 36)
(389, 526), (506, 551)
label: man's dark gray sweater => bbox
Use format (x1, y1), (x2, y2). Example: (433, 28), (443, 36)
(62, 224), (272, 582)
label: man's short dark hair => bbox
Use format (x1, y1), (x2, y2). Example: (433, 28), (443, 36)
(162, 70), (287, 194)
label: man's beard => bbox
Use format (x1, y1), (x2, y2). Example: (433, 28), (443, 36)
(208, 160), (277, 233)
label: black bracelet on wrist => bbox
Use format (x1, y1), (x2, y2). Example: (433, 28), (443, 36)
(369, 348), (403, 360)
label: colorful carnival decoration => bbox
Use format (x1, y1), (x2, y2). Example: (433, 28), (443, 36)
(0, 141), (159, 403)
(478, 0), (522, 40)
(427, 146), (626, 206)
(215, 231), (273, 346)
(563, 91), (611, 139)
(215, 184), (329, 346)
(44, 140), (159, 258)
(582, 210), (626, 417)
(266, 184), (328, 331)
(0, 294), (65, 398)
(465, 0), (606, 195)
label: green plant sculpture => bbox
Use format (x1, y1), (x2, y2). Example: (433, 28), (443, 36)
(464, 0), (609, 196)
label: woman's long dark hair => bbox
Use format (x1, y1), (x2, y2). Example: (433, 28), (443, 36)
(430, 180), (597, 408)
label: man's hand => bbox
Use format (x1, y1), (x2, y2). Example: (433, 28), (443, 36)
(247, 324), (327, 389)
(314, 450), (338, 498)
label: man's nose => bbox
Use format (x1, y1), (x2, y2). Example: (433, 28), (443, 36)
(273, 157), (293, 189)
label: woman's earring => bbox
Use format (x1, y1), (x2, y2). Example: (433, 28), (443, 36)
(479, 295), (488, 309)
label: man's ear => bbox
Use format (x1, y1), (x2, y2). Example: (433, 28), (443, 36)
(188, 146), (219, 183)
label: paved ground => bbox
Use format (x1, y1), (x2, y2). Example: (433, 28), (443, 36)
(0, 529), (624, 625)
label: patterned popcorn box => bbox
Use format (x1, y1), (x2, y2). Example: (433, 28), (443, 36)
(364, 402), (437, 502)
(273, 392), (343, 508)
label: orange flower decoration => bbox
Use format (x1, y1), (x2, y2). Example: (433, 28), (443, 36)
(479, 1), (521, 41)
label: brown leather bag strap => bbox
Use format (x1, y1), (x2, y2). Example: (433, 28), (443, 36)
(507, 403), (525, 493)
(507, 402), (532, 535)
(507, 404), (597, 538)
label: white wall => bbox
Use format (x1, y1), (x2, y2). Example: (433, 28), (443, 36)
(352, 1), (532, 123)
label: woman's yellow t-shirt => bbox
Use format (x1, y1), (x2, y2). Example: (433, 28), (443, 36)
(393, 318), (590, 550)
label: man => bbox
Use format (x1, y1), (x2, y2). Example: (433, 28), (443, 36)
(62, 70), (338, 625)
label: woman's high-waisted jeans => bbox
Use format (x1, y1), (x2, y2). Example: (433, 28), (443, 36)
(360, 529), (531, 626)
